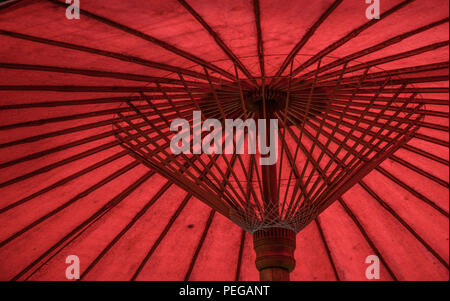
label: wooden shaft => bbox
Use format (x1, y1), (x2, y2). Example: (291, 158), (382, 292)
(259, 267), (290, 281)
(259, 94), (279, 220)
(253, 227), (296, 281)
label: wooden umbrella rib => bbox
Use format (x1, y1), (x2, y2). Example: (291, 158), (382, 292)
(178, 73), (257, 207)
(0, 0), (24, 10)
(402, 144), (449, 166)
(47, 0), (236, 81)
(271, 0), (343, 84)
(0, 105), (153, 131)
(0, 85), (207, 93)
(336, 87), (449, 94)
(292, 63), (349, 211)
(234, 229), (247, 281)
(324, 106), (448, 133)
(287, 101), (415, 139)
(129, 193), (192, 281)
(288, 0), (416, 78)
(131, 104), (245, 211)
(277, 61), (295, 202)
(289, 17), (449, 84)
(0, 130), (118, 170)
(375, 166), (449, 218)
(0, 112), (182, 189)
(203, 68), (251, 202)
(0, 30), (229, 84)
(0, 96), (143, 110)
(0, 140), (121, 189)
(0, 117), (120, 149)
(277, 111), (333, 219)
(338, 198), (398, 280)
(0, 110), (194, 149)
(317, 100), (448, 119)
(282, 107), (448, 194)
(298, 107), (436, 147)
(313, 40), (450, 83)
(279, 96), (417, 212)
(286, 40), (449, 90)
(281, 59), (323, 213)
(312, 87), (417, 201)
(157, 82), (251, 208)
(139, 92), (246, 209)
(285, 66), (360, 214)
(0, 94), (210, 110)
(316, 61), (450, 87)
(414, 133), (448, 148)
(80, 180), (175, 279)
(297, 93), (422, 204)
(359, 180), (449, 269)
(184, 210), (216, 281)
(11, 168), (154, 281)
(0, 151), (129, 214)
(116, 115), (237, 214)
(253, 0), (265, 79)
(1, 160), (143, 251)
(119, 141), (233, 215)
(117, 107), (210, 194)
(307, 75), (450, 90)
(389, 155), (449, 188)
(0, 63), (212, 87)
(246, 94), (446, 133)
(315, 218), (340, 281)
(275, 114), (310, 218)
(0, 111), (183, 169)
(0, 100), (198, 131)
(314, 110), (422, 214)
(177, 0), (257, 87)
(336, 95), (449, 106)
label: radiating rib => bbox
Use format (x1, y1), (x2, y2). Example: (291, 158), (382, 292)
(47, 0), (237, 81)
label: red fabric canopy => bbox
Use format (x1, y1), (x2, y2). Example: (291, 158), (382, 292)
(0, 0), (448, 281)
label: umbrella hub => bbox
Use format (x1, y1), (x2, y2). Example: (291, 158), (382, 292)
(198, 81), (331, 121)
(253, 227), (296, 281)
(245, 86), (287, 113)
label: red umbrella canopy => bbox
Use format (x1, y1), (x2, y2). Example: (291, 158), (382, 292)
(0, 0), (448, 281)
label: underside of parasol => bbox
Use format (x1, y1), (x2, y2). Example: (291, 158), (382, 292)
(0, 0), (448, 281)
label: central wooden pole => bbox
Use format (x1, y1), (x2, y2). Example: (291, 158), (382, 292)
(259, 89), (278, 222)
(253, 227), (296, 281)
(254, 89), (296, 281)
